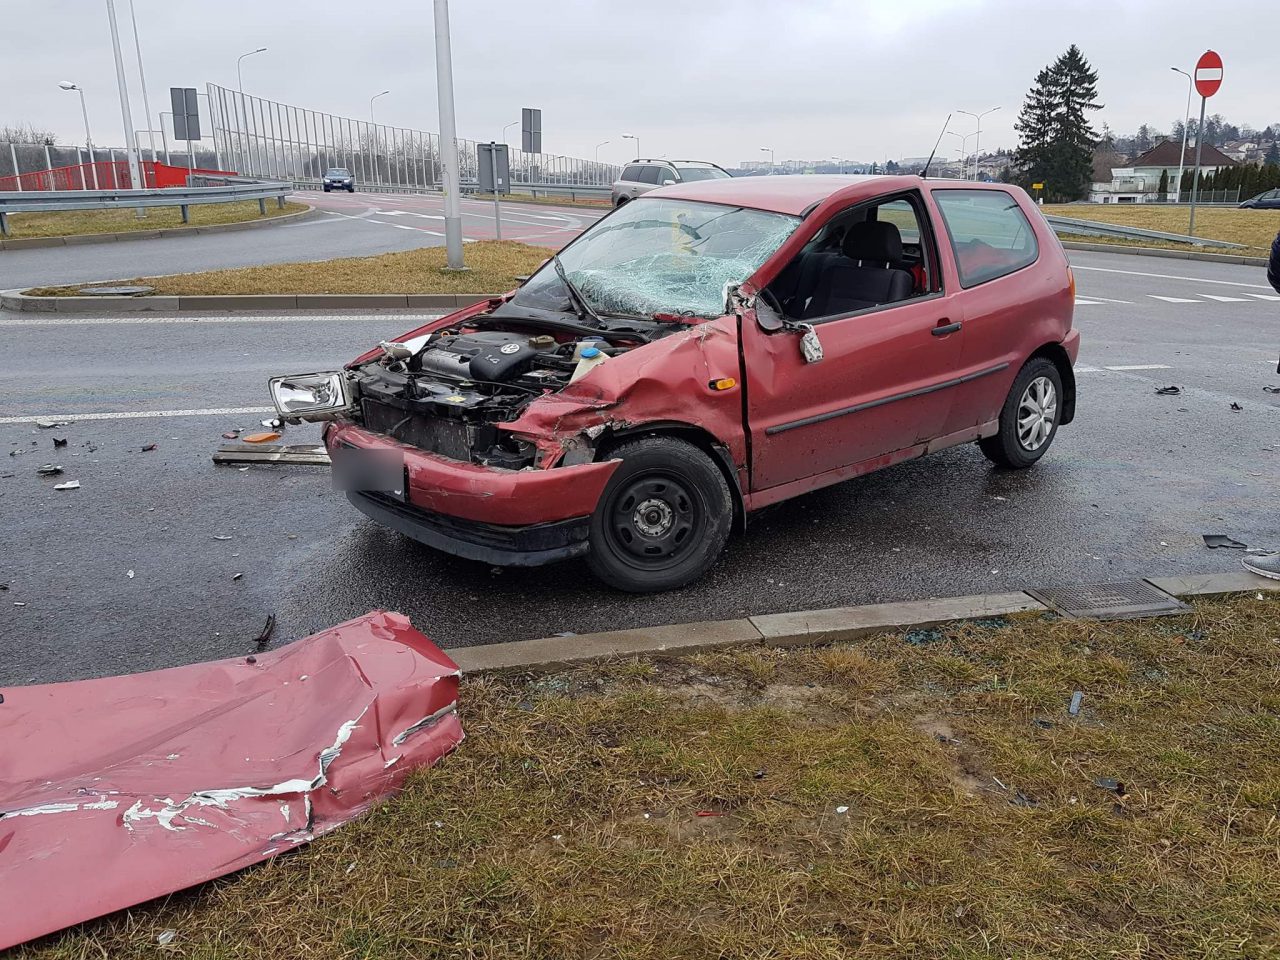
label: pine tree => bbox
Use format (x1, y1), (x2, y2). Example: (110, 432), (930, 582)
(1265, 141), (1280, 168)
(1158, 168), (1169, 198)
(1013, 46), (1103, 201)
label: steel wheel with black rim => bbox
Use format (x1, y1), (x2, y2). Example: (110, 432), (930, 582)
(587, 437), (733, 592)
(979, 357), (1064, 469)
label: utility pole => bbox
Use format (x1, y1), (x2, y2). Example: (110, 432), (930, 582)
(104, 0), (142, 191)
(433, 0), (465, 268)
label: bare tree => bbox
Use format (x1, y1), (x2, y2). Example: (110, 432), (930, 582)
(1, 122), (59, 144)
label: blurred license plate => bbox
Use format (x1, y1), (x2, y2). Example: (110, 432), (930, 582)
(331, 445), (405, 501)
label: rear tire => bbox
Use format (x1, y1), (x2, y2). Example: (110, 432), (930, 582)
(323, 185), (331, 192)
(979, 357), (1063, 469)
(587, 437), (732, 592)
(348, 186), (355, 193)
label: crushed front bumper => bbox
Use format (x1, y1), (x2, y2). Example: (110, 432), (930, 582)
(326, 421), (620, 566)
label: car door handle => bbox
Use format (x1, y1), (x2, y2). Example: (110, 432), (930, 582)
(932, 321), (962, 336)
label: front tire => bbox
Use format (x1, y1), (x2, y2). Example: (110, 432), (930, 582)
(979, 357), (1063, 469)
(323, 185), (331, 192)
(587, 437), (732, 592)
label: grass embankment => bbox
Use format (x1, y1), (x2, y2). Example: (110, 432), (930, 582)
(25, 593), (1280, 959)
(1043, 203), (1280, 256)
(3, 200), (309, 239)
(25, 241), (554, 298)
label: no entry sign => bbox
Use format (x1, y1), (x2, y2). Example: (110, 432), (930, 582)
(1194, 50), (1223, 98)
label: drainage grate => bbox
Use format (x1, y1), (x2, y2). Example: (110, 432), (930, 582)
(1026, 581), (1189, 620)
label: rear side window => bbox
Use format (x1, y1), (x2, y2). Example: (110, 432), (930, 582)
(638, 165), (663, 185)
(621, 165), (644, 182)
(932, 189), (1039, 288)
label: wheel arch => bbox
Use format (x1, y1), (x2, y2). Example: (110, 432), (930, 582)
(1029, 341), (1076, 425)
(594, 421), (746, 533)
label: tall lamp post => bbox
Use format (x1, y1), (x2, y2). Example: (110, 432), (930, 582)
(622, 133), (640, 159)
(235, 47), (266, 176)
(104, 0), (142, 193)
(126, 0), (156, 163)
(760, 146), (774, 172)
(595, 140), (610, 162)
(370, 90), (390, 186)
(58, 81), (99, 189)
(946, 130), (976, 176)
(433, 0), (464, 269)
(957, 106), (1000, 180)
(1171, 66), (1193, 203)
(831, 155), (846, 175)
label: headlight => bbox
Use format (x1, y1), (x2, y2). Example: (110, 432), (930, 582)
(268, 371), (354, 423)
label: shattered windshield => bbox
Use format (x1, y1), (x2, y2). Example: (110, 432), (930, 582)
(512, 198), (799, 319)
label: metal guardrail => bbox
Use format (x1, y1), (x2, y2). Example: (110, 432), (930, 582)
(0, 180), (292, 236)
(287, 178), (612, 203)
(1043, 213), (1247, 249)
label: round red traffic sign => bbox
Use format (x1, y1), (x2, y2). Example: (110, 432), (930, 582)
(1194, 50), (1223, 98)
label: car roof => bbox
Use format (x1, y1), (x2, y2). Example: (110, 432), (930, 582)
(648, 174), (1010, 216)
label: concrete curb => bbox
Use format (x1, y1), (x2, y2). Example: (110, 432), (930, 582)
(1060, 240), (1268, 267)
(0, 288), (497, 313)
(448, 571), (1279, 674)
(0, 203), (319, 251)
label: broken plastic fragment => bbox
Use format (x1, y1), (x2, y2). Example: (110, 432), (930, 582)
(35, 417), (73, 429)
(835, 805), (849, 814)
(157, 929), (177, 946)
(52, 437), (67, 448)
(1203, 534), (1248, 550)
(243, 432), (282, 444)
(36, 464), (63, 476)
(53, 480), (80, 491)
(142, 443), (158, 452)
(1154, 385), (1181, 396)
(1068, 691), (1083, 716)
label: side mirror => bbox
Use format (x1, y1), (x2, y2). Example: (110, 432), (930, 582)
(754, 297), (785, 333)
(662, 179), (675, 186)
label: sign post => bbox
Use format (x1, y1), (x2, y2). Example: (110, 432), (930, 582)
(1188, 49), (1222, 236)
(170, 88), (201, 179)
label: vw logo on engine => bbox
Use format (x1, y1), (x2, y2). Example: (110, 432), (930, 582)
(500, 342), (521, 355)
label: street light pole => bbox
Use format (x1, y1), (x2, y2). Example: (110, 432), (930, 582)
(236, 47), (266, 176)
(622, 133), (639, 159)
(126, 0), (156, 164)
(502, 119), (519, 144)
(59, 82), (100, 189)
(370, 90), (390, 187)
(433, 0), (465, 269)
(158, 111), (172, 163)
(946, 131), (976, 174)
(595, 140), (610, 163)
(831, 156), (845, 175)
(760, 146), (774, 172)
(957, 106), (1000, 180)
(1171, 67), (1193, 203)
(104, 0), (143, 192)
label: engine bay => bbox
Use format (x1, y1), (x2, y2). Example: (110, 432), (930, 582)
(347, 317), (663, 469)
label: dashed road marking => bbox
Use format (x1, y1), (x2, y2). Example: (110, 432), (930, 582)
(1148, 295), (1201, 303)
(1199, 294), (1250, 303)
(0, 406), (276, 425)
(1247, 293), (1280, 301)
(1105, 364), (1171, 371)
(1073, 265), (1274, 289)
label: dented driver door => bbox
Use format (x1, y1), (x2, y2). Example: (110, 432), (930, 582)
(741, 292), (966, 494)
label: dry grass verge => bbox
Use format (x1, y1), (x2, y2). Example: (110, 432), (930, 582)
(4, 200), (309, 239)
(19, 593), (1280, 959)
(25, 241), (554, 298)
(1043, 203), (1280, 256)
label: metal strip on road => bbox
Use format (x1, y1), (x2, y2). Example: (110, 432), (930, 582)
(0, 406), (275, 425)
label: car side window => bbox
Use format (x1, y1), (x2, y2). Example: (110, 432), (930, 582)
(657, 167), (677, 184)
(931, 189), (1039, 288)
(621, 165), (643, 182)
(764, 191), (939, 323)
(638, 165), (662, 185)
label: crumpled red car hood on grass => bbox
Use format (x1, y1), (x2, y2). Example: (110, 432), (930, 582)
(0, 611), (463, 951)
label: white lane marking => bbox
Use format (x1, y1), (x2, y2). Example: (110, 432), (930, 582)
(1073, 265), (1273, 289)
(1074, 298), (1102, 305)
(1148, 295), (1201, 303)
(1246, 293), (1280, 301)
(0, 313), (444, 327)
(1199, 294), (1250, 303)
(1105, 364), (1171, 371)
(1075, 365), (1103, 373)
(0, 406), (275, 425)
(1077, 295), (1133, 304)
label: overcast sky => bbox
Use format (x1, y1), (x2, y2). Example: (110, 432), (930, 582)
(9, 0), (1279, 167)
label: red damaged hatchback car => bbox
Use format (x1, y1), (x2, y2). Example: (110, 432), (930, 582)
(271, 175), (1078, 592)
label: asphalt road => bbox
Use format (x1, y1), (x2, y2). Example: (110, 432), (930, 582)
(0, 190), (605, 290)
(2, 247), (1278, 686)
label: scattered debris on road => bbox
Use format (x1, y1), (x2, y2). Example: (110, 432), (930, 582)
(1203, 534), (1248, 550)
(0, 611), (463, 952)
(212, 443), (331, 466)
(1230, 402), (1243, 411)
(1068, 690), (1083, 715)
(53, 480), (80, 491)
(34, 417), (73, 429)
(1264, 386), (1280, 394)
(1155, 385), (1182, 396)
(221, 430), (242, 440)
(141, 443), (158, 452)
(52, 437), (67, 448)
(212, 534), (233, 541)
(232, 572), (243, 581)
(35, 464), (63, 476)
(253, 614), (276, 650)
(242, 431), (282, 444)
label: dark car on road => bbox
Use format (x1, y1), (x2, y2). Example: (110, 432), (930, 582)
(272, 176), (1078, 592)
(611, 159), (730, 206)
(322, 168), (355, 192)
(1239, 189), (1280, 210)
